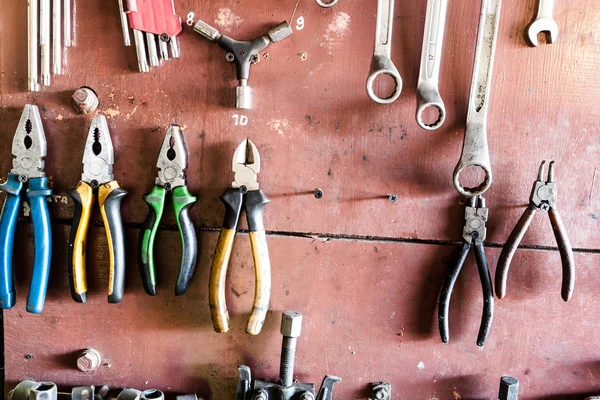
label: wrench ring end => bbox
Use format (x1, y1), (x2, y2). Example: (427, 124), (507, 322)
(366, 70), (402, 105)
(315, 0), (338, 8)
(453, 162), (492, 197)
(416, 102), (446, 131)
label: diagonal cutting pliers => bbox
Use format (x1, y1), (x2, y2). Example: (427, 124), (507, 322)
(495, 160), (575, 301)
(438, 196), (494, 347)
(209, 138), (271, 335)
(0, 104), (53, 314)
(68, 115), (128, 304)
(138, 125), (198, 296)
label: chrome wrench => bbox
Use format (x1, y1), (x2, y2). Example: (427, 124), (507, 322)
(416, 0), (448, 130)
(366, 0), (402, 104)
(453, 0), (502, 197)
(526, 0), (558, 46)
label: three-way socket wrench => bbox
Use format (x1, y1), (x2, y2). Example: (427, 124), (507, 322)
(193, 19), (293, 109)
(237, 311), (341, 400)
(366, 0), (402, 104)
(453, 0), (502, 197)
(416, 0), (449, 130)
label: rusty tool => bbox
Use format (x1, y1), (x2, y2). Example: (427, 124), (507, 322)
(438, 196), (494, 347)
(193, 18), (293, 109)
(453, 0), (502, 197)
(236, 311), (341, 400)
(525, 0), (558, 46)
(209, 139), (271, 335)
(495, 161), (574, 302)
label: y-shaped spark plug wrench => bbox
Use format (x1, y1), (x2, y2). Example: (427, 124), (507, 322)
(453, 0), (502, 197)
(416, 0), (448, 130)
(366, 0), (402, 104)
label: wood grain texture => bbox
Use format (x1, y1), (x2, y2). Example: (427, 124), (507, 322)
(4, 224), (600, 399)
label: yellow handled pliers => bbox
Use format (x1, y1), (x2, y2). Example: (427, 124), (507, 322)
(68, 116), (127, 303)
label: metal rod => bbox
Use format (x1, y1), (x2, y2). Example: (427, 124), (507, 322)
(133, 29), (149, 72)
(40, 0), (51, 86)
(28, 0), (41, 91)
(63, 0), (71, 47)
(169, 35), (180, 58)
(52, 0), (62, 75)
(118, 0), (131, 46)
(146, 32), (160, 66)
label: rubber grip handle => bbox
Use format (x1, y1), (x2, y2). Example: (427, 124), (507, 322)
(474, 243), (494, 347)
(26, 177), (53, 314)
(99, 181), (128, 303)
(138, 186), (166, 296)
(68, 181), (94, 303)
(438, 242), (469, 344)
(209, 188), (243, 333)
(0, 174), (23, 309)
(172, 186), (198, 296)
(495, 204), (537, 300)
(549, 208), (575, 302)
(247, 230), (271, 335)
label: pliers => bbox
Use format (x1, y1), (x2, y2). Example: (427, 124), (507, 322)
(496, 161), (575, 302)
(138, 125), (198, 296)
(209, 139), (271, 335)
(0, 104), (53, 314)
(438, 196), (494, 347)
(68, 116), (127, 304)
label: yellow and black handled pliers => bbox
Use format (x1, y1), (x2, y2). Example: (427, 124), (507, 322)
(68, 116), (127, 304)
(209, 138), (271, 335)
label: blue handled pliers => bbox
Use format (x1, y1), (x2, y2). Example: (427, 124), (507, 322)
(0, 104), (53, 314)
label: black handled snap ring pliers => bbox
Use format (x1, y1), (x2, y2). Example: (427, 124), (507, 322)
(68, 115), (127, 304)
(438, 196), (494, 347)
(138, 125), (198, 296)
(495, 160), (574, 302)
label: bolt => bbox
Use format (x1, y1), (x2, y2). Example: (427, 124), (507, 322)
(72, 87), (99, 114)
(250, 54), (260, 64)
(225, 53), (235, 62)
(314, 189), (323, 199)
(76, 348), (102, 373)
(279, 311), (302, 387)
(253, 390), (268, 400)
(299, 393), (314, 400)
(388, 194), (398, 203)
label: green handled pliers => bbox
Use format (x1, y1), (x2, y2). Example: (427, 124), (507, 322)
(138, 125), (198, 296)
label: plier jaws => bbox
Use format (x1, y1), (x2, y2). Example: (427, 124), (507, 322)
(81, 116), (114, 187)
(439, 196), (494, 347)
(496, 160), (575, 302)
(232, 138), (261, 191)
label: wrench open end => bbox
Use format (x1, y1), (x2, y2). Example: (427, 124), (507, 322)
(453, 163), (492, 197)
(526, 19), (559, 47)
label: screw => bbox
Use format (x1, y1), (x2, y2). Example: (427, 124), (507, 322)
(159, 33), (170, 42)
(540, 203), (550, 212)
(388, 194), (398, 203)
(72, 87), (99, 114)
(299, 393), (314, 400)
(91, 180), (99, 189)
(18, 175), (28, 183)
(253, 390), (268, 400)
(240, 185), (248, 194)
(314, 189), (323, 199)
(279, 311), (302, 387)
(76, 348), (102, 373)
(225, 53), (235, 62)
(164, 183), (172, 191)
(250, 54), (260, 64)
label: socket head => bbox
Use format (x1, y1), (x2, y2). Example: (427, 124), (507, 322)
(281, 311), (302, 337)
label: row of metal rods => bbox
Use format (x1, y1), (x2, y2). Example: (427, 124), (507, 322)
(28, 0), (72, 91)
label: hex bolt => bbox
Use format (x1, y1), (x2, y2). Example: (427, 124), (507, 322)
(76, 348), (102, 373)
(279, 311), (303, 387)
(72, 87), (99, 114)
(314, 189), (323, 199)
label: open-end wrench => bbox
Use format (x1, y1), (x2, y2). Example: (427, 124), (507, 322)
(416, 0), (448, 130)
(366, 0), (402, 104)
(453, 0), (502, 197)
(526, 0), (558, 46)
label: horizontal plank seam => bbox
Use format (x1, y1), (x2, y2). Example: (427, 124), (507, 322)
(15, 218), (599, 255)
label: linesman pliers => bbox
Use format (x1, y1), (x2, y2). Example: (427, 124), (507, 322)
(496, 160), (575, 301)
(210, 139), (271, 335)
(138, 125), (198, 296)
(0, 104), (53, 314)
(438, 196), (494, 347)
(68, 116), (127, 304)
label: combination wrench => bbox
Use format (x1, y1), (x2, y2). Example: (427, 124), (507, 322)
(526, 0), (558, 46)
(416, 0), (448, 130)
(366, 0), (402, 104)
(453, 0), (502, 197)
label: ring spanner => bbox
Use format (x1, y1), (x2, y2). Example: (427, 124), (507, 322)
(416, 0), (448, 130)
(453, 0), (502, 197)
(366, 0), (402, 104)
